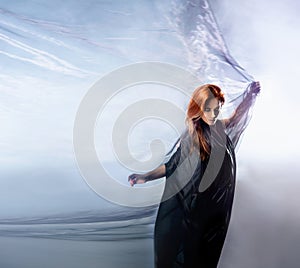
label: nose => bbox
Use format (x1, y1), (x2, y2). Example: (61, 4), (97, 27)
(211, 110), (216, 118)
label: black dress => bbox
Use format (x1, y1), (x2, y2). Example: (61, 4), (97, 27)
(154, 119), (236, 268)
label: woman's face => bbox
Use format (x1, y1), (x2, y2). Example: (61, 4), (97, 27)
(202, 98), (221, 125)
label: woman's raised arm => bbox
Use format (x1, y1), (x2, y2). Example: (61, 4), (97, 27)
(222, 81), (261, 147)
(223, 81), (260, 126)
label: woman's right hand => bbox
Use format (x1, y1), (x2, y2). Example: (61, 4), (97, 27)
(128, 173), (147, 187)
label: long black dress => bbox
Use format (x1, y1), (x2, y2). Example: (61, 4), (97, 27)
(154, 119), (236, 268)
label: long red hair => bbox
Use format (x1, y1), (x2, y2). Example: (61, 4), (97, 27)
(185, 84), (225, 160)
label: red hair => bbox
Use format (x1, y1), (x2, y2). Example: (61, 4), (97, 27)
(185, 84), (225, 160)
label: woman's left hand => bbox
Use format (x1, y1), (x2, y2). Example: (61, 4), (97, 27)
(249, 81), (261, 95)
(128, 173), (147, 187)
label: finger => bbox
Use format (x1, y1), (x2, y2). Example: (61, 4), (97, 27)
(129, 178), (136, 186)
(128, 174), (135, 181)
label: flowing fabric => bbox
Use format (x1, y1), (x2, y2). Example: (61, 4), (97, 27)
(162, 0), (259, 158)
(0, 1), (260, 267)
(1, 0), (257, 168)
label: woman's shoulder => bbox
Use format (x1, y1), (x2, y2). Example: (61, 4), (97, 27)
(215, 119), (229, 133)
(178, 128), (192, 146)
(216, 119), (226, 127)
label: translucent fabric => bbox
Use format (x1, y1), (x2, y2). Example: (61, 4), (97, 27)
(0, 0), (259, 174)
(0, 1), (260, 267)
(160, 0), (260, 158)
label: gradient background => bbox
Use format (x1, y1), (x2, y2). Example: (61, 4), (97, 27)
(0, 0), (299, 267)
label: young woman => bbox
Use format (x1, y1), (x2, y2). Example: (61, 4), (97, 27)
(128, 82), (260, 268)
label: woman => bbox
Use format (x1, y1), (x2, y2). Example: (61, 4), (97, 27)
(128, 82), (260, 268)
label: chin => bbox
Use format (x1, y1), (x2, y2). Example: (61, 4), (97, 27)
(206, 120), (216, 125)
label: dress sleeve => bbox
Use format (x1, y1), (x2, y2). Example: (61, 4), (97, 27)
(225, 81), (260, 148)
(164, 130), (194, 179)
(165, 143), (182, 178)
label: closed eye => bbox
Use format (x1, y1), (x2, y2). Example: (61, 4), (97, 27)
(204, 108), (220, 113)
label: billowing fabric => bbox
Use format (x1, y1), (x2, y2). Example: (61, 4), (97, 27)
(154, 85), (259, 268)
